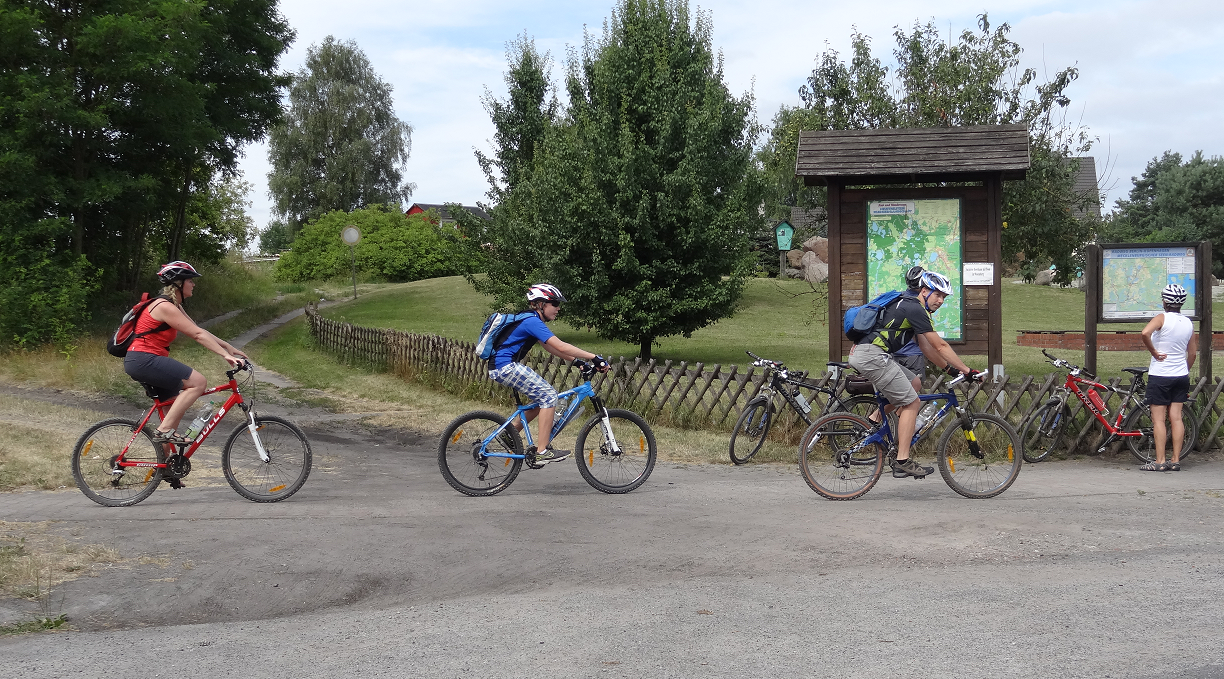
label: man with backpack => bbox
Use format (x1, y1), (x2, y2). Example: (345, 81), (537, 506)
(848, 271), (980, 478)
(486, 284), (609, 462)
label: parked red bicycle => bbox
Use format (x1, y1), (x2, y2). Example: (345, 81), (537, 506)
(72, 361), (312, 507)
(1020, 349), (1198, 463)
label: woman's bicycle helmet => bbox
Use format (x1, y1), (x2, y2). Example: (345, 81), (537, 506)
(1161, 283), (1187, 305)
(157, 261), (202, 285)
(919, 271), (953, 296)
(526, 283), (567, 304)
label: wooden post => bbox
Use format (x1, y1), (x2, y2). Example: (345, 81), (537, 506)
(986, 174), (1004, 372)
(827, 181), (843, 364)
(1200, 240), (1213, 383)
(1084, 243), (1100, 375)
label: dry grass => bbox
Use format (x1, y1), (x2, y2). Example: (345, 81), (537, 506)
(0, 393), (130, 491)
(0, 521), (120, 600)
(0, 338), (143, 401)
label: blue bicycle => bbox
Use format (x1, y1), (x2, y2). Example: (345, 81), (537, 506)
(798, 372), (1022, 500)
(438, 359), (657, 496)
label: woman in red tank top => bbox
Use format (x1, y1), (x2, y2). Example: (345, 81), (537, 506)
(123, 261), (247, 447)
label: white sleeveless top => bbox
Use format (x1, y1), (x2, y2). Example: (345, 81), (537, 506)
(1149, 312), (1193, 377)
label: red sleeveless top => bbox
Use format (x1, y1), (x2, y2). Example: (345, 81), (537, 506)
(128, 299), (178, 356)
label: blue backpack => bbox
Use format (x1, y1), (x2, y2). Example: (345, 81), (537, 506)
(843, 290), (904, 342)
(475, 312), (536, 361)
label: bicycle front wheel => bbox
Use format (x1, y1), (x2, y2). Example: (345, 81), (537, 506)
(729, 397), (772, 465)
(71, 419), (164, 507)
(438, 411), (523, 496)
(1020, 402), (1069, 463)
(1123, 404), (1199, 464)
(222, 415), (312, 502)
(798, 413), (883, 501)
(575, 409), (657, 494)
(937, 413), (1022, 499)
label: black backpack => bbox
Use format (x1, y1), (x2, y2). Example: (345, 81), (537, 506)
(106, 294), (172, 358)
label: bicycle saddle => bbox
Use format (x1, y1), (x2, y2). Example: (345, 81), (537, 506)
(139, 382), (162, 400)
(1122, 367), (1148, 376)
(826, 361), (851, 369)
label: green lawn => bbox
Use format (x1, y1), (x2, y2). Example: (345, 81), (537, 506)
(317, 276), (1224, 380)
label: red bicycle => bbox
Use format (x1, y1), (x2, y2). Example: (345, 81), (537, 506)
(1020, 349), (1198, 463)
(72, 362), (312, 506)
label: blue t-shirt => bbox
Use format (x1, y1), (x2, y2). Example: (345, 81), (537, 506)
(490, 313), (554, 370)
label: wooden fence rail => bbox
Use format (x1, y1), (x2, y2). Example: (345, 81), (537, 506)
(304, 303), (1224, 453)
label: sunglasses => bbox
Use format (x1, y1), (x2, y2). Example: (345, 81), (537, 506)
(546, 300), (561, 308)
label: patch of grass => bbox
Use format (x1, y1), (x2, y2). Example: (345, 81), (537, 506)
(318, 275), (1224, 381)
(202, 291), (320, 341)
(0, 521), (120, 632)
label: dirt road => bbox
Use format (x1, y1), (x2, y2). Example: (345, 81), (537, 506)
(2, 387), (1223, 678)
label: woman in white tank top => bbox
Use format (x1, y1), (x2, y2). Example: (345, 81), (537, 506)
(1138, 285), (1197, 471)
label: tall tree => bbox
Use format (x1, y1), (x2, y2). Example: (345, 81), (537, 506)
(525, 0), (763, 359)
(0, 0), (292, 346)
(455, 34), (559, 305)
(1106, 151), (1224, 277)
(764, 15), (1097, 284)
(267, 36), (414, 238)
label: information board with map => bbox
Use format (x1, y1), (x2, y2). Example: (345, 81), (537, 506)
(1101, 246), (1197, 320)
(867, 199), (962, 340)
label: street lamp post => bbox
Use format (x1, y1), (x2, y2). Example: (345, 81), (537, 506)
(341, 225), (361, 299)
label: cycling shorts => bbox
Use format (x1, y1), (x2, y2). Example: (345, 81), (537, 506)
(1145, 374), (1190, 407)
(488, 362), (558, 408)
(894, 353), (926, 381)
(124, 351), (192, 400)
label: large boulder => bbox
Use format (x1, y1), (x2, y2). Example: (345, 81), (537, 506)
(801, 251), (828, 283)
(802, 236), (828, 262)
(1033, 269), (1055, 286)
(786, 249), (805, 268)
(785, 267), (805, 279)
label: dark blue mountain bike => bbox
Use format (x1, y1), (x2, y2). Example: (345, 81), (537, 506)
(798, 372), (1022, 500)
(438, 359), (656, 496)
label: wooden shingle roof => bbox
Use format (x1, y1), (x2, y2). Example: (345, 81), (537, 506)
(796, 124), (1030, 185)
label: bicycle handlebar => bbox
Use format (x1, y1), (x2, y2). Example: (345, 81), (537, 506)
(225, 359), (252, 380)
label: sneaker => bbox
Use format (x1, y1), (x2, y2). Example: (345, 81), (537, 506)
(892, 457), (933, 478)
(498, 430), (518, 451)
(528, 444), (572, 463)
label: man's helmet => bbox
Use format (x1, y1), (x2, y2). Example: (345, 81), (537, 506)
(920, 271), (953, 295)
(157, 261), (202, 285)
(526, 283), (566, 304)
(904, 265), (925, 290)
(1162, 283), (1187, 305)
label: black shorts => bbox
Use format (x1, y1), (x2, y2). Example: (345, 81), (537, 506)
(1145, 374), (1190, 407)
(124, 351), (192, 400)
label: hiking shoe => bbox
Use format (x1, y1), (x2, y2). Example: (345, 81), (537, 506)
(528, 445), (572, 463)
(892, 458), (933, 478)
(497, 430), (518, 451)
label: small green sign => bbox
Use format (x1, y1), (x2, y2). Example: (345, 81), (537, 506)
(775, 221), (794, 251)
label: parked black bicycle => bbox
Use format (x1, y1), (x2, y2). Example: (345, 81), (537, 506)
(729, 352), (877, 465)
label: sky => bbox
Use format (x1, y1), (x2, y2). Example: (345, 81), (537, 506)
(235, 0), (1224, 231)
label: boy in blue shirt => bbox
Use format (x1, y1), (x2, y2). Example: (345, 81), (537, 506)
(488, 283), (608, 461)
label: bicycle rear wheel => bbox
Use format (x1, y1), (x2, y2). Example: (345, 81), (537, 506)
(438, 411), (523, 496)
(71, 419), (164, 507)
(1020, 402), (1068, 463)
(222, 415), (312, 502)
(835, 394), (883, 421)
(575, 409), (656, 494)
(937, 413), (1022, 499)
(729, 397), (772, 465)
(1123, 404), (1199, 464)
(798, 413), (883, 500)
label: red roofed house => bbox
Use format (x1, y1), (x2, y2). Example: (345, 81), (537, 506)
(405, 203), (491, 227)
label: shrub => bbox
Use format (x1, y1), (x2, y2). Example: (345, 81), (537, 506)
(273, 206), (467, 283)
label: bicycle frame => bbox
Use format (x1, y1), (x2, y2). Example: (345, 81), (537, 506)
(1053, 371), (1143, 439)
(116, 366), (265, 472)
(852, 374), (986, 459)
(479, 374), (606, 460)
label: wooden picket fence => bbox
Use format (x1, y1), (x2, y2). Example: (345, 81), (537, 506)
(304, 303), (1224, 453)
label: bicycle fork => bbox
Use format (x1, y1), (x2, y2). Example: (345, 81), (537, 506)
(956, 407), (984, 459)
(245, 409), (271, 463)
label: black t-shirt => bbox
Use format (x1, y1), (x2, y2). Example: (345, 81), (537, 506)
(857, 295), (935, 353)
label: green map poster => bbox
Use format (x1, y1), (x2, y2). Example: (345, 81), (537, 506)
(867, 199), (962, 339)
(1102, 246), (1197, 319)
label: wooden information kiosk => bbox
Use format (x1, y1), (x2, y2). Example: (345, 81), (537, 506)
(795, 124), (1030, 376)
